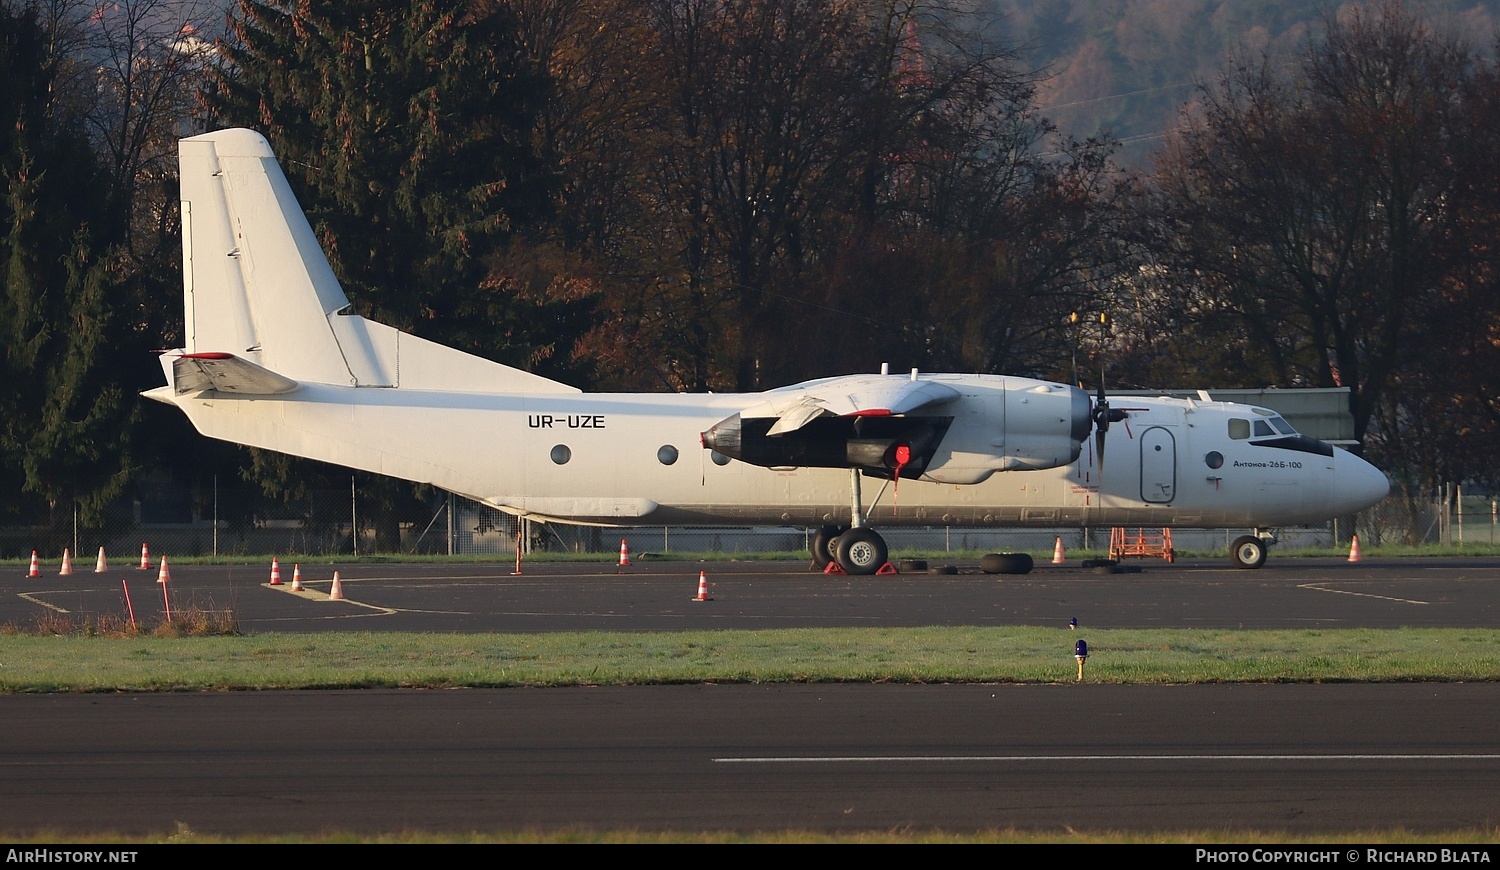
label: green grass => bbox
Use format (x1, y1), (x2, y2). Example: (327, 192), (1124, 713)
(1, 626), (1497, 692)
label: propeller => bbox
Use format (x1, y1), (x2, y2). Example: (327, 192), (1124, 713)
(1090, 381), (1127, 473)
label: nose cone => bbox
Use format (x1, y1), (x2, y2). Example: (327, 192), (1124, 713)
(1334, 448), (1389, 513)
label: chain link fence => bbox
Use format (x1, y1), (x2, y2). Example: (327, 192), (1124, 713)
(6, 484), (1495, 562)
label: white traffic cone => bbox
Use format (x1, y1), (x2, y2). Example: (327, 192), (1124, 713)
(1348, 534), (1362, 563)
(692, 571), (712, 602)
(618, 539), (631, 568)
(329, 571), (344, 600)
(94, 547), (107, 573)
(138, 542), (151, 570)
(291, 564), (304, 591)
(269, 557), (282, 585)
(27, 551), (40, 578)
(1052, 537), (1066, 565)
(156, 556), (171, 585)
(59, 549), (73, 576)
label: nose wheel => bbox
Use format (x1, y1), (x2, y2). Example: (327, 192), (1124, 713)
(1230, 534), (1270, 569)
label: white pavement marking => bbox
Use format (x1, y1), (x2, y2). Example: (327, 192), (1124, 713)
(16, 592), (69, 613)
(715, 753), (1500, 763)
(1297, 583), (1429, 604)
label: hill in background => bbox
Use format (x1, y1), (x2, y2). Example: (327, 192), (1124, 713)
(996, 0), (1500, 163)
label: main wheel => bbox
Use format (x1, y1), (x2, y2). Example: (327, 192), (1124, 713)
(835, 528), (888, 575)
(1230, 535), (1268, 569)
(811, 525), (847, 569)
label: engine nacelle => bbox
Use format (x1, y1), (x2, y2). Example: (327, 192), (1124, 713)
(701, 376), (1091, 485)
(701, 413), (950, 478)
(916, 379), (1091, 485)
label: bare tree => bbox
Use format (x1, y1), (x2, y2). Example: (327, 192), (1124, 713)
(1145, 1), (1474, 461)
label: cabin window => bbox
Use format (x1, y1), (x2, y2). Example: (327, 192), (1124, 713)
(550, 444), (571, 465)
(657, 445), (679, 465)
(710, 450), (731, 466)
(1205, 451), (1224, 469)
(1228, 419), (1250, 440)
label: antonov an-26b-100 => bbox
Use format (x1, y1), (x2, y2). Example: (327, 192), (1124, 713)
(145, 129), (1391, 574)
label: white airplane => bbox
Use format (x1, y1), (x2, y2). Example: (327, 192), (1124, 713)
(145, 129), (1390, 573)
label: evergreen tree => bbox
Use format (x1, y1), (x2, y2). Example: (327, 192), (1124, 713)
(209, 0), (583, 367)
(0, 2), (134, 525)
(208, 1), (589, 548)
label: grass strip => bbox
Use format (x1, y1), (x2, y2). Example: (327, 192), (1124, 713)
(1, 626), (1497, 692)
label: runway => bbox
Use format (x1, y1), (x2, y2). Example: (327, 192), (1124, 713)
(5, 556), (1498, 632)
(1, 684), (1497, 835)
(2, 556), (1498, 836)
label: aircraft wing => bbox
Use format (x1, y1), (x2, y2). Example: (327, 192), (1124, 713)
(749, 375), (961, 435)
(169, 352), (300, 396)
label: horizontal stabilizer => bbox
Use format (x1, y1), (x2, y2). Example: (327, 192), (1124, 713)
(171, 352), (299, 396)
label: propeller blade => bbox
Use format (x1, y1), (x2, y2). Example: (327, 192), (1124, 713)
(1090, 383), (1126, 476)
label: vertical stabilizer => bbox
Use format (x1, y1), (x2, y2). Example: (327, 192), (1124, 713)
(176, 128), (579, 394)
(180, 129), (358, 384)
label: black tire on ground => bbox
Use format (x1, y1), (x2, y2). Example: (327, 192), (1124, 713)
(898, 558), (928, 572)
(929, 565), (958, 575)
(810, 525), (847, 569)
(1093, 564), (1122, 575)
(979, 552), (1034, 575)
(1230, 535), (1268, 570)
(835, 528), (889, 576)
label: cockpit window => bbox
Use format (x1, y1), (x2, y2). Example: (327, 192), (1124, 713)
(1269, 416), (1297, 435)
(1229, 418), (1250, 440)
(1253, 419), (1275, 436)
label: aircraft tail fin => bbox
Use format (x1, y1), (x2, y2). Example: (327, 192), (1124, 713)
(177, 129), (577, 394)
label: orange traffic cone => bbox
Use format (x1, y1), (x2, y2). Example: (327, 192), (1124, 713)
(94, 547), (107, 573)
(138, 542), (151, 570)
(27, 551), (40, 578)
(692, 570), (712, 602)
(618, 539), (631, 568)
(269, 557), (282, 585)
(1348, 534), (1362, 563)
(329, 571), (344, 600)
(156, 556), (171, 585)
(59, 549), (73, 576)
(1052, 537), (1067, 565)
(291, 564), (304, 591)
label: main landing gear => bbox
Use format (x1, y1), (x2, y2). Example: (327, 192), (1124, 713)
(811, 525), (890, 575)
(810, 469), (892, 575)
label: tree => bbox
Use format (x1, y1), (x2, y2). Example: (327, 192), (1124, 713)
(1143, 1), (1474, 474)
(523, 0), (1127, 391)
(0, 2), (135, 524)
(208, 0), (591, 547)
(209, 0), (585, 365)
